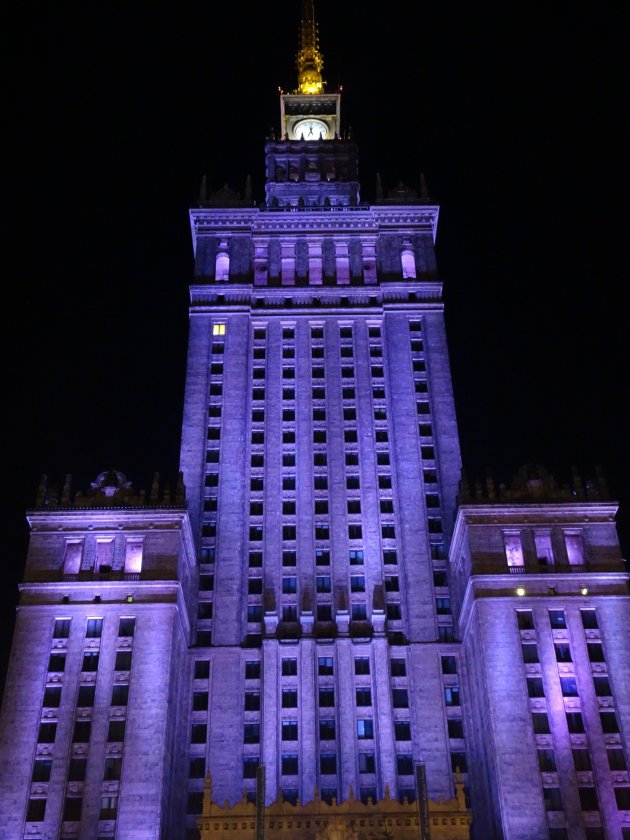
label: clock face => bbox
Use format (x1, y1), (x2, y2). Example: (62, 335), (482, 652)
(294, 118), (329, 140)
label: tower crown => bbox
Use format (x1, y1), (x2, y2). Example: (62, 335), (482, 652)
(296, 0), (324, 94)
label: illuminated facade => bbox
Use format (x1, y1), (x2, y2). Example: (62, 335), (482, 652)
(0, 3), (628, 840)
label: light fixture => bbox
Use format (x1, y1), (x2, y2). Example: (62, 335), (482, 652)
(580, 585), (589, 596)
(515, 587), (526, 597)
(126, 594), (134, 603)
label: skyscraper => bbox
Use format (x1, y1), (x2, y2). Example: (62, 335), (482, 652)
(1, 3), (628, 840)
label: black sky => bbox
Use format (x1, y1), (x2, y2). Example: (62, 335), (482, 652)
(4, 2), (628, 689)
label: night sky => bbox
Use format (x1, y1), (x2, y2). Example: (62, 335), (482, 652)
(4, 3), (627, 689)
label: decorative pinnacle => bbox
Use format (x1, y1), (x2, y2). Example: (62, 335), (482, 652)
(296, 0), (324, 94)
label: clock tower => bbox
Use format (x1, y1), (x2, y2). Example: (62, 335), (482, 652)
(265, 0), (359, 208)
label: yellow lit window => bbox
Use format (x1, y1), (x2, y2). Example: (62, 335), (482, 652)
(212, 323), (226, 336)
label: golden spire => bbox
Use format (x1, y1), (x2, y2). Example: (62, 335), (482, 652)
(296, 0), (324, 95)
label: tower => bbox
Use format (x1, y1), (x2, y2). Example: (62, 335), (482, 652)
(1, 3), (628, 840)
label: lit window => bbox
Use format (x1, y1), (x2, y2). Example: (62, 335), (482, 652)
(504, 533), (524, 567)
(63, 541), (83, 575)
(212, 323), (226, 336)
(357, 719), (373, 739)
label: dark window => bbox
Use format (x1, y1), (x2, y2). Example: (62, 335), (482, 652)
(104, 757), (123, 780)
(527, 678), (545, 698)
(393, 689), (409, 708)
(85, 618), (103, 638)
(26, 798), (47, 822)
(450, 752), (468, 773)
(243, 757), (259, 778)
(579, 787), (600, 811)
(448, 719), (464, 739)
(600, 712), (620, 733)
(320, 719), (336, 740)
(192, 691), (208, 711)
(316, 549), (330, 566)
(532, 713), (550, 734)
(72, 721), (92, 742)
(318, 657), (334, 675)
(394, 721), (411, 741)
(43, 686), (62, 707)
(111, 684), (129, 706)
(67, 757), (87, 781)
(615, 788), (630, 810)
(57, 797), (80, 826)
(244, 723), (261, 744)
(587, 643), (605, 662)
(53, 618), (71, 638)
(108, 721), (126, 742)
(548, 610), (566, 629)
(189, 757), (206, 779)
(397, 754), (414, 775)
(31, 760), (52, 783)
(573, 749), (591, 770)
(118, 617), (135, 637)
(281, 721), (298, 741)
(320, 754), (337, 774)
(192, 660), (210, 681)
(282, 689), (298, 708)
(355, 657), (370, 675)
(521, 643), (539, 663)
(608, 749), (627, 770)
(282, 754), (298, 775)
(191, 723), (207, 743)
(244, 692), (261, 711)
(38, 723), (57, 743)
(356, 688), (372, 706)
(581, 610), (598, 629)
(319, 688), (334, 707)
(248, 578), (263, 595)
(48, 654), (66, 672)
(593, 676), (612, 696)
(543, 787), (563, 811)
(282, 658), (297, 676)
(444, 686), (460, 706)
(245, 661), (260, 679)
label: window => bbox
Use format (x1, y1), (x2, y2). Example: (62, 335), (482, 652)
(281, 721), (298, 741)
(314, 500), (329, 515)
(111, 684), (129, 706)
(587, 643), (605, 662)
(43, 686), (62, 707)
(103, 757), (122, 781)
(349, 549), (364, 565)
(521, 643), (539, 663)
(282, 754), (298, 775)
(548, 610), (566, 629)
(614, 788), (630, 810)
(354, 657), (370, 675)
(318, 657), (334, 676)
(283, 550), (297, 567)
(534, 532), (554, 565)
(435, 598), (451, 615)
(191, 723), (207, 743)
(316, 549), (330, 566)
(31, 760), (52, 783)
(573, 749), (591, 770)
(393, 689), (409, 708)
(192, 690), (208, 711)
(566, 712), (585, 734)
(320, 719), (336, 740)
(578, 787), (599, 811)
(348, 525), (363, 539)
(347, 499), (361, 514)
(504, 533), (524, 567)
(565, 532), (584, 565)
(554, 643), (572, 663)
(115, 651), (132, 671)
(124, 539), (143, 573)
(213, 323), (226, 336)
(357, 719), (374, 739)
(527, 678), (545, 698)
(282, 689), (298, 708)
(245, 661), (260, 679)
(248, 578), (263, 595)
(359, 753), (376, 773)
(383, 550), (397, 565)
(543, 787), (563, 811)
(53, 618), (71, 638)
(397, 754), (414, 775)
(581, 610), (598, 629)
(98, 795), (118, 821)
(82, 651), (99, 672)
(48, 653), (66, 672)
(189, 757), (206, 780)
(243, 757), (259, 778)
(244, 723), (261, 744)
(395, 721), (411, 741)
(600, 712), (620, 733)
(108, 721), (126, 742)
(360, 787), (377, 804)
(356, 688), (372, 706)
(244, 692), (260, 711)
(315, 524), (329, 540)
(387, 604), (402, 620)
(560, 676), (578, 696)
(444, 687), (460, 706)
(63, 540), (83, 575)
(351, 575), (365, 592)
(385, 575), (399, 592)
(317, 604), (333, 621)
(320, 754), (337, 774)
(316, 576), (332, 593)
(118, 617), (135, 637)
(282, 658), (297, 676)
(532, 713), (550, 734)
(450, 752), (468, 773)
(608, 749), (627, 770)
(282, 577), (297, 594)
(67, 757), (87, 781)
(352, 604), (367, 620)
(516, 611), (534, 630)
(26, 798), (47, 822)
(448, 719), (464, 739)
(390, 658), (406, 677)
